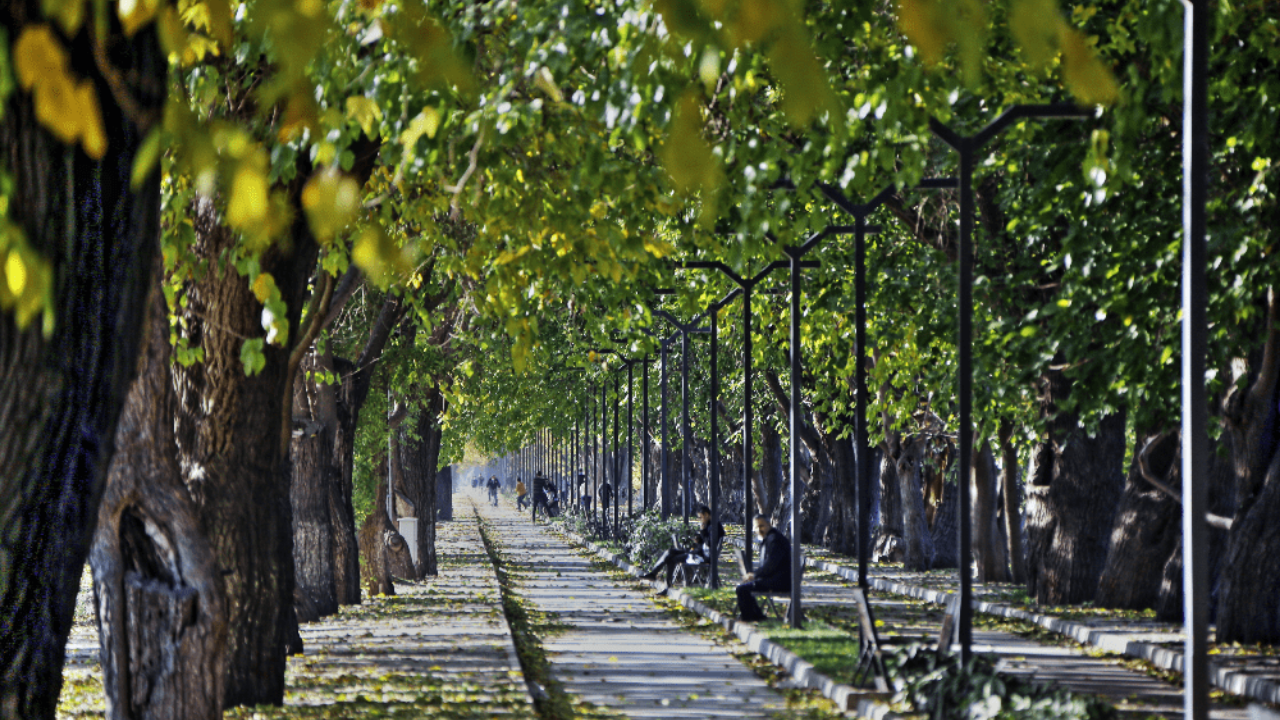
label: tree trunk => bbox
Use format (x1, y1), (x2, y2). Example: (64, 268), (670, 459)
(437, 467), (454, 522)
(0, 14), (163, 719)
(358, 479), (413, 596)
(998, 420), (1027, 584)
(91, 274), (226, 720)
(1096, 432), (1181, 611)
(330, 356), (362, 605)
(289, 355), (338, 620)
(757, 415), (785, 523)
(1024, 372), (1126, 605)
(971, 441), (1010, 582)
(172, 198), (313, 707)
(399, 388), (445, 578)
(1217, 290), (1280, 643)
(820, 430), (858, 555)
(896, 437), (936, 571)
(929, 481), (959, 569)
(873, 444), (904, 562)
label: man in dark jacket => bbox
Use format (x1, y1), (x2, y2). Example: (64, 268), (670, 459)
(640, 504), (724, 592)
(736, 516), (791, 622)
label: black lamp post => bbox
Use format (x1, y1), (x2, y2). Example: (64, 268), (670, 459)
(930, 103), (1090, 661)
(652, 309), (710, 526)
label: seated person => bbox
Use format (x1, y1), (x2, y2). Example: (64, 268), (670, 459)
(640, 504), (724, 591)
(735, 516), (791, 622)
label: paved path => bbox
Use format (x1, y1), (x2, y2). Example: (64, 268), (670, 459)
(280, 510), (533, 716)
(472, 495), (794, 718)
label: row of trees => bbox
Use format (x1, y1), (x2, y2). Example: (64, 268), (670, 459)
(0, 0), (1276, 718)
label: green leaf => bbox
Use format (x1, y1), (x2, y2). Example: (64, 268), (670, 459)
(240, 337), (266, 376)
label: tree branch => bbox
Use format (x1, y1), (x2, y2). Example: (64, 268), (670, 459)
(1137, 434), (1233, 530)
(281, 271), (335, 453)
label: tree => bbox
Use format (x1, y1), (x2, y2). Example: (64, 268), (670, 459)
(90, 264), (226, 720)
(0, 10), (164, 719)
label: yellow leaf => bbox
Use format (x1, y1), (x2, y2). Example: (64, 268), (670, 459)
(897, 0), (948, 66)
(727, 0), (782, 47)
(400, 108), (441, 150)
(661, 90), (721, 195)
(33, 72), (80, 145)
(533, 66), (564, 103)
(302, 169), (361, 243)
(118, 0), (163, 36)
(5, 249), (28, 297)
(251, 272), (278, 303)
(205, 0), (234, 48)
(75, 80), (107, 159)
(352, 225), (402, 288)
(278, 93), (319, 143)
(14, 25), (69, 92)
(157, 6), (189, 56)
(346, 96), (383, 137)
(1009, 0), (1060, 68)
(1061, 28), (1119, 106)
(45, 0), (86, 35)
(227, 161), (269, 229)
(767, 27), (838, 128)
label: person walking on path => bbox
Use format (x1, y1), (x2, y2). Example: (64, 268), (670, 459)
(640, 504), (723, 594)
(486, 475), (500, 507)
(577, 474), (591, 514)
(736, 516), (790, 622)
(599, 480), (612, 512)
(516, 478), (528, 510)
(531, 470), (551, 521)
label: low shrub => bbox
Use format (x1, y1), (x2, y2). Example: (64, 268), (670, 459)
(885, 645), (1118, 720)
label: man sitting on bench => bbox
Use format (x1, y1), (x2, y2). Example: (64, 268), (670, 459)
(736, 515), (790, 622)
(639, 504), (723, 593)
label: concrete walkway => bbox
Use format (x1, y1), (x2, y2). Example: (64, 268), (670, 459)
(473, 494), (795, 718)
(281, 509), (533, 716)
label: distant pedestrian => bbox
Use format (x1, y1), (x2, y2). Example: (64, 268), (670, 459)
(516, 478), (528, 510)
(578, 475), (591, 513)
(531, 471), (551, 520)
(486, 475), (500, 507)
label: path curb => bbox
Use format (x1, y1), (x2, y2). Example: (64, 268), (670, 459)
(466, 503), (542, 709)
(803, 555), (1280, 707)
(553, 526), (899, 717)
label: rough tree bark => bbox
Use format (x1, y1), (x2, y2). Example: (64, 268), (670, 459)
(896, 437), (936, 571)
(758, 414), (785, 524)
(1217, 289), (1280, 643)
(1095, 431), (1181, 611)
(398, 388), (445, 577)
(289, 353), (338, 621)
(0, 12), (163, 718)
(997, 420), (1026, 584)
(329, 356), (362, 605)
(91, 272), (226, 720)
(971, 440), (1010, 582)
(172, 197), (312, 707)
(1024, 369), (1126, 605)
(358, 479), (414, 596)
